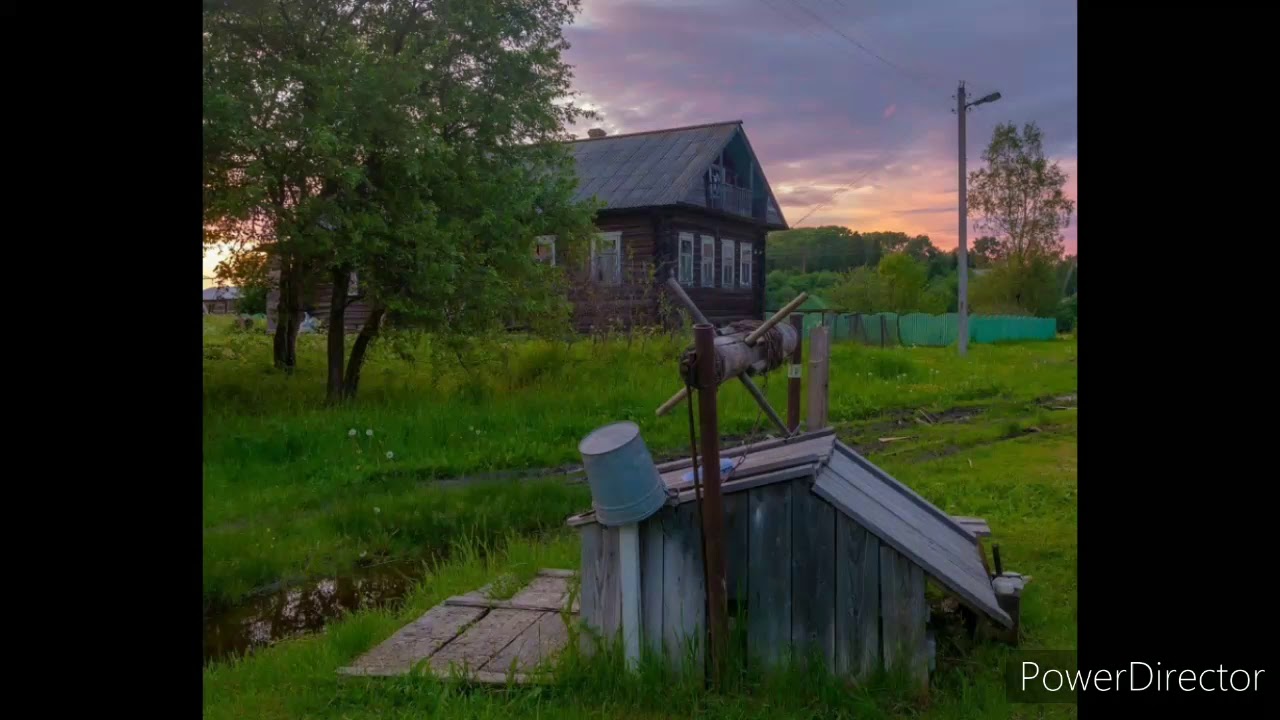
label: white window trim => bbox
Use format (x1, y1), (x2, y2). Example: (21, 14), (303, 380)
(677, 232), (695, 286)
(739, 241), (753, 288)
(721, 238), (736, 289)
(535, 235), (556, 266)
(349, 272), (359, 295)
(700, 235), (715, 287)
(590, 231), (623, 285)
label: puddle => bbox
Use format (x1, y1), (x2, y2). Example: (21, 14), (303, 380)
(203, 558), (428, 666)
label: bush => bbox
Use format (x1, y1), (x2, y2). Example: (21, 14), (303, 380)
(1055, 294), (1077, 332)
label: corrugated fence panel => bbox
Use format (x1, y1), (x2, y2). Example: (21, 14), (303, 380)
(792, 312), (1055, 346)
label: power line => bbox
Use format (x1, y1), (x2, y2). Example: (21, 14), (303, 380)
(784, 0), (945, 92)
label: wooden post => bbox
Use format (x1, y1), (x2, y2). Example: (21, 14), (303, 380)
(787, 313), (803, 433)
(619, 523), (641, 670)
(806, 326), (830, 430)
(693, 323), (728, 687)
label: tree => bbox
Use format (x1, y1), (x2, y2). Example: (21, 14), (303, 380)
(967, 122), (1075, 265)
(204, 0), (598, 401)
(972, 236), (1001, 267)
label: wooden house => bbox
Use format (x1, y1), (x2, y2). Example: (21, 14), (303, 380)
(267, 120), (788, 333)
(566, 429), (1013, 687)
(203, 286), (241, 315)
(554, 120), (788, 328)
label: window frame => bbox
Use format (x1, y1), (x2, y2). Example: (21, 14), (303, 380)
(534, 235), (556, 267)
(590, 231), (623, 285)
(700, 234), (716, 287)
(677, 232), (695, 286)
(739, 241), (753, 288)
(721, 238), (736, 289)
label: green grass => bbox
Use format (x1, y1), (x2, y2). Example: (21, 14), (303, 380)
(204, 414), (1078, 719)
(203, 316), (1076, 605)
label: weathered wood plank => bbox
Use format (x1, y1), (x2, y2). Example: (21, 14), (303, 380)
(834, 514), (880, 679)
(833, 443), (978, 541)
(578, 523), (602, 645)
(641, 513), (665, 656)
(444, 597), (572, 614)
(662, 502), (705, 670)
(723, 491), (750, 610)
(480, 611), (570, 676)
(812, 466), (1011, 628)
(879, 546), (928, 690)
(791, 481), (835, 667)
(509, 575), (570, 609)
(600, 525), (622, 642)
(827, 453), (985, 582)
(338, 604), (488, 677)
(428, 608), (542, 676)
(747, 480), (792, 667)
(653, 428), (836, 475)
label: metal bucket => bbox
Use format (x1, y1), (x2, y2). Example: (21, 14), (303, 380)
(577, 421), (670, 526)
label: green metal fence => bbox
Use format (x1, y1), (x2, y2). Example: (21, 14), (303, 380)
(793, 311), (1057, 346)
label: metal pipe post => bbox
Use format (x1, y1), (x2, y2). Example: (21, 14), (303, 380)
(693, 323), (728, 686)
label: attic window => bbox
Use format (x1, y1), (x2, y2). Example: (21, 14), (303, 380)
(677, 232), (694, 286)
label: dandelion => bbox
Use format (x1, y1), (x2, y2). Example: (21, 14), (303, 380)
(366, 429), (374, 437)
(385, 451), (394, 460)
(374, 506), (381, 514)
(348, 428), (357, 437)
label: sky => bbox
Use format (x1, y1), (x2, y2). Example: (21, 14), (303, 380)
(204, 0), (1077, 287)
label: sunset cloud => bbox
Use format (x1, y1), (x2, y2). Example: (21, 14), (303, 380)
(564, 0), (1077, 252)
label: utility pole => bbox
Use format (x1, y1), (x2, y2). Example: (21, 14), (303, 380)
(956, 81), (970, 356)
(955, 82), (1001, 356)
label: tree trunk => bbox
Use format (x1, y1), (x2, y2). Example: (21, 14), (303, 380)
(343, 306), (387, 400)
(325, 267), (352, 404)
(273, 258), (303, 372)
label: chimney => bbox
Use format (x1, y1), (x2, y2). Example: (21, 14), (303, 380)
(587, 128), (607, 139)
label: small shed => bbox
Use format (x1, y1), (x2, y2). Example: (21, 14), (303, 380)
(566, 428), (1012, 686)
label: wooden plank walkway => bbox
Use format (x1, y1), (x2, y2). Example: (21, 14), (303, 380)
(338, 569), (577, 684)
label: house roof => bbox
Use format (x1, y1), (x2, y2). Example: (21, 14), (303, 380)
(565, 121), (786, 227)
(566, 429), (1012, 629)
(203, 286), (241, 301)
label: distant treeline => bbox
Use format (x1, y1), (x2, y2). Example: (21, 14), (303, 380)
(765, 226), (1077, 330)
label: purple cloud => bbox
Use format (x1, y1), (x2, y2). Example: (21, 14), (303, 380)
(563, 0), (1078, 254)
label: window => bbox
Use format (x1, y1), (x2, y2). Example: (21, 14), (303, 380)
(739, 241), (753, 288)
(677, 232), (695, 285)
(700, 235), (715, 287)
(590, 231), (622, 285)
(534, 235), (556, 266)
(721, 238), (736, 288)
(349, 272), (358, 295)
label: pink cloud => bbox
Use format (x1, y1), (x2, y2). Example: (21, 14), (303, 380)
(883, 103), (897, 119)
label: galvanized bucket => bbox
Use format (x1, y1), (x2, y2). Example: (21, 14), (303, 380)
(577, 421), (670, 526)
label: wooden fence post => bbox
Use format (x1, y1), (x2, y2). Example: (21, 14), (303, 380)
(806, 326), (830, 430)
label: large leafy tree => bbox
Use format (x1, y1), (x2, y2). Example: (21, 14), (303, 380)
(967, 122), (1075, 265)
(204, 0), (598, 401)
(966, 122), (1075, 316)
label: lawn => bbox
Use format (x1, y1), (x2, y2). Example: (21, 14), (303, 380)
(204, 406), (1078, 719)
(203, 316), (1076, 608)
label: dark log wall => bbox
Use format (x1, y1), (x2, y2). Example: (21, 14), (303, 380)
(566, 211), (662, 331)
(663, 209), (767, 325)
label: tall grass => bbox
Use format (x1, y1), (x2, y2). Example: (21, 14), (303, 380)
(203, 317), (1076, 603)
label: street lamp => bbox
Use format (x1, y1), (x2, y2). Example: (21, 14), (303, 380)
(956, 83), (1000, 356)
